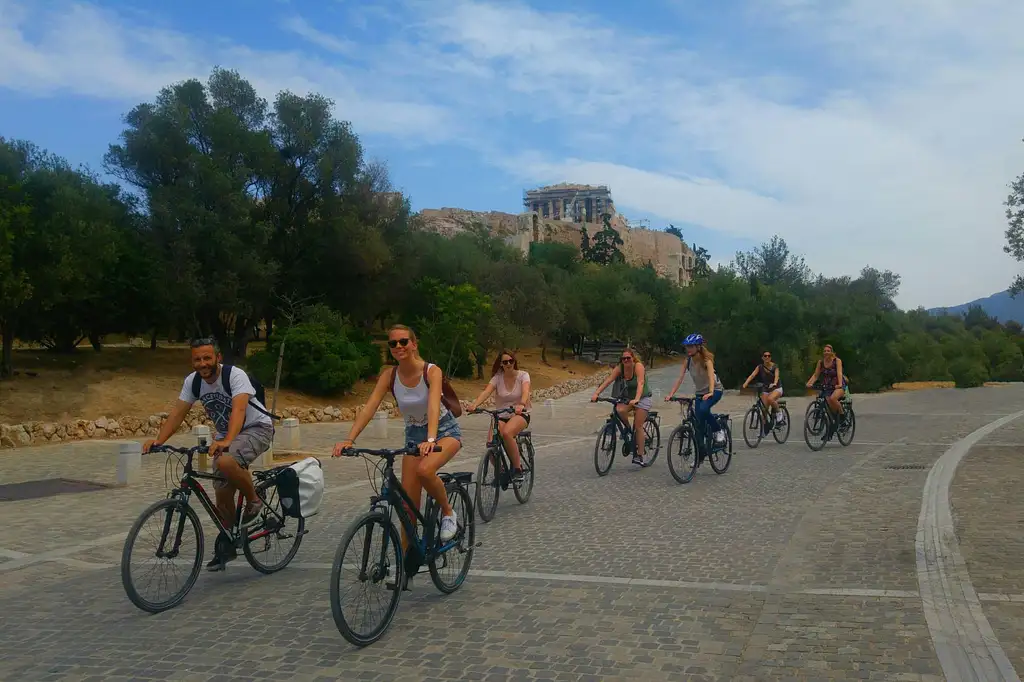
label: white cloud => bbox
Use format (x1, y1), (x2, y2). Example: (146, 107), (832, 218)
(2, 0), (1023, 307)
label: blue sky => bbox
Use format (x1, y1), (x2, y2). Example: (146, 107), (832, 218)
(2, 0), (1024, 309)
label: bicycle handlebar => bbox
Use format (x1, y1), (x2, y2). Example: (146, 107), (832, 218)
(593, 397), (630, 405)
(339, 444), (443, 458)
(147, 444), (204, 456)
(470, 407), (516, 417)
(667, 395), (695, 403)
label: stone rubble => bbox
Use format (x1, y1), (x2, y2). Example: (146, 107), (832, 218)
(0, 371), (608, 449)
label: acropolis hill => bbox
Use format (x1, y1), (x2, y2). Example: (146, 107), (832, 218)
(415, 183), (696, 286)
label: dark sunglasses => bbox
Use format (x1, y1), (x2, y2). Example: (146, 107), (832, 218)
(501, 358), (515, 365)
(763, 353), (771, 358)
(388, 338), (411, 348)
(190, 337), (216, 348)
(621, 356), (634, 362)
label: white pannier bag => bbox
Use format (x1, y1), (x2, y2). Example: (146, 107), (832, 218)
(277, 456), (324, 519)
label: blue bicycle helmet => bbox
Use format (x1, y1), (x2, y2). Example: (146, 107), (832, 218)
(683, 333), (704, 346)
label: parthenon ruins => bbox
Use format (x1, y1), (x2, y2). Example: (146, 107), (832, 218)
(416, 183), (696, 286)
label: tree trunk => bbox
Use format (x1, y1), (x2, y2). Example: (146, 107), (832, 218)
(231, 317), (251, 363)
(540, 340), (549, 365)
(88, 333), (103, 352)
(265, 317), (274, 342)
(150, 328), (158, 350)
(0, 322), (13, 379)
(559, 345), (566, 361)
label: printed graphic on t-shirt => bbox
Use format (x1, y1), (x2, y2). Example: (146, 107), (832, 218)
(200, 392), (233, 436)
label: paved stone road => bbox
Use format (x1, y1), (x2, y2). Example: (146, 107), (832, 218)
(2, 368), (1024, 681)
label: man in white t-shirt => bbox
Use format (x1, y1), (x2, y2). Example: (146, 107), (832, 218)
(144, 338), (275, 570)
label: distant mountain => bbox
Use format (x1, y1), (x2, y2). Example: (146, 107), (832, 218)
(927, 289), (1024, 324)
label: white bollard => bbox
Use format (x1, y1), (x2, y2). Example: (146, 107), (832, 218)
(545, 398), (555, 418)
(259, 446), (274, 467)
(371, 411), (388, 439)
(117, 441), (142, 486)
(193, 424), (211, 471)
(653, 389), (663, 402)
(276, 417), (301, 451)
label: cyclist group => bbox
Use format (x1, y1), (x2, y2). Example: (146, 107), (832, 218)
(140, 327), (850, 580)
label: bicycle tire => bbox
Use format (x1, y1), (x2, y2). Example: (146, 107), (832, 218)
(666, 424), (698, 484)
(426, 482), (476, 594)
(594, 423), (616, 476)
(475, 448), (500, 522)
(772, 405), (791, 444)
(710, 418), (733, 474)
(513, 437), (535, 504)
(243, 481), (306, 574)
(742, 406), (762, 449)
(837, 406), (856, 446)
(330, 511), (403, 647)
(121, 497), (204, 614)
(803, 402), (828, 451)
(643, 417), (661, 466)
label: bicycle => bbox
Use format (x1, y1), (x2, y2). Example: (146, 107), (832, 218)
(120, 442), (306, 613)
(803, 384), (856, 451)
(330, 443), (475, 647)
(664, 396), (733, 484)
(592, 397), (661, 476)
(741, 383), (791, 448)
(471, 407), (535, 523)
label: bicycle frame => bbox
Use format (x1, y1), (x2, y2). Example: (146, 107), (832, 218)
(598, 398), (639, 448)
(671, 397), (713, 459)
(480, 408), (528, 480)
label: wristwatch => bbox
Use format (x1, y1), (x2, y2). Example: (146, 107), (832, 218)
(427, 437), (436, 444)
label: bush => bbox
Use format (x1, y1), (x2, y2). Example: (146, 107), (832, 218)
(949, 357), (989, 388)
(248, 320), (382, 396)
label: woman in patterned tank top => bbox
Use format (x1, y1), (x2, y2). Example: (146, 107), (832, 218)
(467, 350), (532, 484)
(806, 344), (848, 416)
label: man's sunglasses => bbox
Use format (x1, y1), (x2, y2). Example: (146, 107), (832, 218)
(388, 338), (411, 348)
(190, 337), (217, 349)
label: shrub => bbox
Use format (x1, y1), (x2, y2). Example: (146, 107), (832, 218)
(948, 357), (989, 388)
(249, 319), (381, 396)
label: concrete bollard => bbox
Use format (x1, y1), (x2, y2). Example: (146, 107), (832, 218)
(193, 425), (211, 471)
(117, 441), (142, 486)
(371, 411), (388, 439)
(259, 447), (274, 468)
(545, 398), (555, 418)
(276, 417), (301, 451)
(653, 389), (663, 401)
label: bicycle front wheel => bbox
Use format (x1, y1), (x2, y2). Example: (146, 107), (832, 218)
(427, 481), (476, 594)
(121, 497), (204, 614)
(330, 511), (404, 647)
(803, 402), (828, 451)
(742, 406), (762, 449)
(594, 424), (616, 476)
(772, 405), (791, 444)
(837, 406), (856, 446)
(666, 425), (698, 484)
(513, 437), (535, 504)
(475, 448), (500, 522)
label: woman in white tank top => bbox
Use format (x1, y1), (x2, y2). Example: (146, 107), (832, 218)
(333, 324), (463, 545)
(467, 349), (532, 483)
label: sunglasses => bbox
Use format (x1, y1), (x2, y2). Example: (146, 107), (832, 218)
(190, 337), (217, 348)
(501, 358), (515, 365)
(763, 353), (771, 358)
(621, 356), (634, 362)
(388, 338), (411, 348)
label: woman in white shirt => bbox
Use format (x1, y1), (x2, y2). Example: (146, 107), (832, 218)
(333, 324), (463, 543)
(467, 350), (531, 484)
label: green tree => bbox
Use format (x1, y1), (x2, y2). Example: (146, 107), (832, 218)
(583, 213), (625, 265)
(1004, 142), (1024, 295)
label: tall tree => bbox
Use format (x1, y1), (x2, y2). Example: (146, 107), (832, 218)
(733, 235), (812, 290)
(1004, 141), (1024, 295)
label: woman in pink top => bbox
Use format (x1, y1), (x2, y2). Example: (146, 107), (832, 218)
(468, 350), (531, 483)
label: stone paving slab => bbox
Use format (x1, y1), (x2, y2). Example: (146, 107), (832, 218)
(2, 374), (1024, 680)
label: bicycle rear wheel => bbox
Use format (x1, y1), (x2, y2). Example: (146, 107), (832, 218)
(475, 448), (500, 522)
(709, 418), (733, 474)
(593, 423), (616, 476)
(243, 480), (305, 574)
(742, 406), (763, 449)
(330, 511), (403, 647)
(426, 481), (476, 594)
(121, 497), (204, 614)
(837, 406), (856, 446)
(513, 437), (535, 503)
(666, 424), (698, 484)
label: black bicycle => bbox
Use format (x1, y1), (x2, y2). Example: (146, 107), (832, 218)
(330, 444), (475, 647)
(471, 407), (535, 522)
(803, 384), (856, 451)
(592, 397), (661, 476)
(121, 442), (306, 613)
(741, 383), (791, 448)
(665, 396), (733, 484)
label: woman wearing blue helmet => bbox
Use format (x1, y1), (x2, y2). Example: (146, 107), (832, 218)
(666, 333), (726, 448)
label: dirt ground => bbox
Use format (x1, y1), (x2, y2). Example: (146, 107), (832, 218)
(0, 345), (670, 424)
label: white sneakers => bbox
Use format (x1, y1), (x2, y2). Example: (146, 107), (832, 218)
(440, 512), (458, 542)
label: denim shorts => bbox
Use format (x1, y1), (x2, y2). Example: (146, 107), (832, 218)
(404, 412), (462, 447)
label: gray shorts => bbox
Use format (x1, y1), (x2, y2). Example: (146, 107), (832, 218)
(619, 396), (653, 412)
(214, 423), (274, 489)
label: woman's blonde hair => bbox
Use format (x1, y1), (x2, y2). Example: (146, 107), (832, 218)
(388, 324), (418, 342)
(692, 345), (715, 364)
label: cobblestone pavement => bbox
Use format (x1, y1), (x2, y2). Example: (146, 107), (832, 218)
(2, 369), (1024, 680)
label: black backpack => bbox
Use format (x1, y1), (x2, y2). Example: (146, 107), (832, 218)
(191, 364), (281, 421)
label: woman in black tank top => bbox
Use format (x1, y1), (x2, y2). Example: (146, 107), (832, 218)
(805, 344), (847, 415)
(742, 351), (783, 422)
